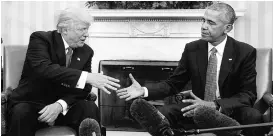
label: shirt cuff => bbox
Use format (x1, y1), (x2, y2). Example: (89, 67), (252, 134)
(143, 87), (148, 97)
(76, 71), (88, 89)
(56, 99), (68, 115)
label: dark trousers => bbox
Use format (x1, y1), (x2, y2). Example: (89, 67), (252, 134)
(7, 100), (99, 136)
(158, 103), (264, 136)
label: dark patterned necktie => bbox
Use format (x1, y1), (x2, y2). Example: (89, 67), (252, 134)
(66, 47), (73, 67)
(204, 47), (217, 101)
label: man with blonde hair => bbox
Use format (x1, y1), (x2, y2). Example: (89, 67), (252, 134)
(7, 7), (120, 136)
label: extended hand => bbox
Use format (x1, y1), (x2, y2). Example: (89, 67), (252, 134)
(180, 90), (216, 117)
(38, 102), (62, 124)
(87, 73), (120, 94)
(116, 73), (144, 101)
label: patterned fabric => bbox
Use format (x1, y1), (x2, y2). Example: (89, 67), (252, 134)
(66, 47), (73, 67)
(1, 93), (7, 135)
(204, 47), (217, 101)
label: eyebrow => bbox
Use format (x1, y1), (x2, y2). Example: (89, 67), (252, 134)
(202, 17), (216, 24)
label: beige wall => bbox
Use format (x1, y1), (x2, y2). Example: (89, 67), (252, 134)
(225, 1), (273, 49)
(1, 1), (86, 46)
(1, 1), (272, 48)
(1, 1), (273, 78)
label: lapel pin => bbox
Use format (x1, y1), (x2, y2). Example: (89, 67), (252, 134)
(77, 57), (80, 61)
(228, 58), (232, 61)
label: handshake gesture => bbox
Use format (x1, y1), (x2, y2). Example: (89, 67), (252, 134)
(88, 72), (145, 101)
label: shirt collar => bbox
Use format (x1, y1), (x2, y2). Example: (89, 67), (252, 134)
(61, 35), (70, 50)
(208, 36), (227, 56)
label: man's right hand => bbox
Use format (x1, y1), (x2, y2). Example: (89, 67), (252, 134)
(86, 73), (120, 94)
(116, 73), (145, 101)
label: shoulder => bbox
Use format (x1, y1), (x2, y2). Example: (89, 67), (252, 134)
(31, 30), (55, 39)
(185, 39), (206, 51)
(30, 30), (57, 43)
(228, 36), (256, 54)
(82, 43), (94, 56)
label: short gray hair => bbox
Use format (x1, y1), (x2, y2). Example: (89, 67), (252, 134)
(207, 2), (236, 25)
(56, 7), (93, 33)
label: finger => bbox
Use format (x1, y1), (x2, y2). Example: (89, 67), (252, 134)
(116, 88), (127, 93)
(38, 106), (47, 114)
(183, 110), (194, 117)
(117, 91), (127, 97)
(180, 90), (192, 96)
(182, 99), (195, 104)
(125, 95), (134, 101)
(105, 83), (118, 91)
(38, 110), (50, 122)
(189, 91), (201, 100)
(105, 76), (120, 83)
(129, 73), (136, 83)
(101, 87), (111, 94)
(119, 93), (130, 99)
(106, 80), (120, 88)
(181, 104), (197, 112)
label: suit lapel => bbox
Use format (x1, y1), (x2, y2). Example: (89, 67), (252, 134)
(53, 31), (66, 66)
(197, 40), (208, 89)
(218, 36), (236, 92)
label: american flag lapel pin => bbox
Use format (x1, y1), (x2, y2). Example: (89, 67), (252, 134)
(228, 58), (232, 61)
(77, 57), (80, 61)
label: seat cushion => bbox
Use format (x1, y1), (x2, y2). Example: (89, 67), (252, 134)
(35, 126), (76, 136)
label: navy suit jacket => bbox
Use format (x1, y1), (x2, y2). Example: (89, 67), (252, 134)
(146, 36), (257, 115)
(9, 30), (94, 107)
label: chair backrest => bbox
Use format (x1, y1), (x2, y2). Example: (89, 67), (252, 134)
(3, 45), (27, 93)
(254, 48), (272, 113)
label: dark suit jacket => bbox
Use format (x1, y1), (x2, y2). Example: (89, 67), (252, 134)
(9, 30), (94, 107)
(146, 36), (257, 115)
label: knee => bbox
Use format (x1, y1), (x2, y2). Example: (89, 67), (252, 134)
(237, 107), (262, 124)
(10, 103), (35, 119)
(76, 100), (99, 116)
(158, 105), (176, 118)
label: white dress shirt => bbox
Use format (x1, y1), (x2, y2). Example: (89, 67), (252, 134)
(143, 36), (227, 100)
(56, 36), (88, 115)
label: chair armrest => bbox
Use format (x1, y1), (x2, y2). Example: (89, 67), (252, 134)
(263, 92), (273, 107)
(86, 92), (97, 101)
(2, 93), (8, 105)
(1, 93), (8, 135)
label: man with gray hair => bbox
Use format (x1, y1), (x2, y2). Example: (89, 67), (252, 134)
(117, 2), (264, 136)
(7, 7), (120, 136)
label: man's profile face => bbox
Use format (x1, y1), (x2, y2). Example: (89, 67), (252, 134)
(66, 21), (90, 48)
(201, 9), (228, 43)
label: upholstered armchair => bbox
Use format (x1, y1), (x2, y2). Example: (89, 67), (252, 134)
(1, 45), (98, 136)
(174, 48), (272, 136)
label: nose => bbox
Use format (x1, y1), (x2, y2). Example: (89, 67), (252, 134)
(201, 21), (208, 30)
(83, 31), (89, 38)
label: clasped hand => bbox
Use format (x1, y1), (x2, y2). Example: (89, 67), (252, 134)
(87, 73), (120, 94)
(180, 90), (216, 117)
(116, 73), (144, 101)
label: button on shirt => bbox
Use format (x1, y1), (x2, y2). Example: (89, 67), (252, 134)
(56, 36), (88, 115)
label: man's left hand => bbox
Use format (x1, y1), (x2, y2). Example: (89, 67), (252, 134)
(38, 102), (62, 124)
(180, 90), (216, 117)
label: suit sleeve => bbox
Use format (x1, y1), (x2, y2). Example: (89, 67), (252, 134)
(27, 32), (81, 88)
(216, 48), (257, 113)
(146, 44), (191, 100)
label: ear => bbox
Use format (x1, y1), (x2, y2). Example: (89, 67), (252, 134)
(62, 27), (69, 35)
(224, 24), (233, 34)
